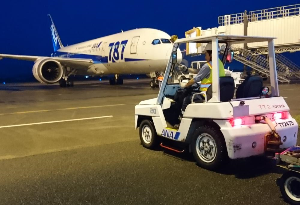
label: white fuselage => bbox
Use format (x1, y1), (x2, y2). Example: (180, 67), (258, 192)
(54, 28), (182, 76)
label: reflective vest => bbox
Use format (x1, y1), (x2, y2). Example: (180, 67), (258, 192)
(200, 59), (225, 91)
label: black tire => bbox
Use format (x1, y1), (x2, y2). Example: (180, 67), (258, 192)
(139, 119), (159, 149)
(109, 78), (115, 85)
(59, 79), (66, 87)
(191, 125), (228, 171)
(150, 80), (155, 89)
(68, 80), (74, 87)
(154, 79), (159, 87)
(117, 78), (123, 85)
(66, 80), (74, 87)
(279, 171), (300, 205)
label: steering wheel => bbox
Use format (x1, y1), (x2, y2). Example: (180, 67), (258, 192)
(183, 82), (201, 94)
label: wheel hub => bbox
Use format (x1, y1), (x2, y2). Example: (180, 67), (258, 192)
(196, 134), (217, 163)
(142, 126), (152, 144)
(285, 176), (300, 201)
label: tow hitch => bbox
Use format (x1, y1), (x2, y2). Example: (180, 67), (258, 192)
(256, 116), (283, 153)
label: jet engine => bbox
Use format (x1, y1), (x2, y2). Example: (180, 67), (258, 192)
(32, 58), (64, 84)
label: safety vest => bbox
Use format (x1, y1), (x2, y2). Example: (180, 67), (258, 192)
(200, 59), (225, 91)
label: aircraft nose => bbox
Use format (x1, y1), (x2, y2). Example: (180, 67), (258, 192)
(166, 46), (182, 64)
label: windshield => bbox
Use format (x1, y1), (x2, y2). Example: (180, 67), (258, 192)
(152, 39), (161, 45)
(161, 39), (171, 43)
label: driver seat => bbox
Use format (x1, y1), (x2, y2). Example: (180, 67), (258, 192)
(192, 76), (235, 103)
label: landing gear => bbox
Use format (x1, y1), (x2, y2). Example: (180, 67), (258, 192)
(150, 78), (159, 88)
(109, 74), (123, 85)
(59, 78), (74, 87)
(58, 68), (76, 88)
(149, 72), (163, 88)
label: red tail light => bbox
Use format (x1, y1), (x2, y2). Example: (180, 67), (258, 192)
(230, 118), (243, 127)
(274, 113), (282, 120)
(274, 111), (288, 120)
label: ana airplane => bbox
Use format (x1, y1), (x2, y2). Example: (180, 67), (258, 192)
(0, 15), (182, 87)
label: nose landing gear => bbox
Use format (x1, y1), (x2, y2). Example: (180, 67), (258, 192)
(109, 74), (123, 85)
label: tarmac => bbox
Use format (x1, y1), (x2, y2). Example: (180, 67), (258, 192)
(0, 79), (298, 205)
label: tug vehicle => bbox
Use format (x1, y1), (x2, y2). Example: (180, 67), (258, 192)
(135, 35), (298, 171)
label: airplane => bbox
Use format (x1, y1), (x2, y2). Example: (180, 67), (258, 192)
(0, 15), (182, 87)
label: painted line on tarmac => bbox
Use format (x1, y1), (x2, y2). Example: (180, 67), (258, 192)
(0, 104), (125, 115)
(0, 115), (113, 129)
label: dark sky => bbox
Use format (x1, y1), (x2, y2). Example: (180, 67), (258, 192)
(0, 0), (299, 82)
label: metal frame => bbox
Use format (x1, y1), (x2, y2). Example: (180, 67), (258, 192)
(156, 35), (279, 105)
(218, 4), (300, 26)
(156, 43), (179, 105)
(252, 45), (300, 55)
(268, 40), (279, 96)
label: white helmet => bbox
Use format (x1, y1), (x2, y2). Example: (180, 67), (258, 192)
(204, 43), (220, 52)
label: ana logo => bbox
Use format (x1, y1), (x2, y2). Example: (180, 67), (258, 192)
(50, 24), (58, 46)
(92, 42), (102, 49)
(161, 128), (180, 140)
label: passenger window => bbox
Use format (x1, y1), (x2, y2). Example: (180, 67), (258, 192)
(152, 39), (161, 45)
(161, 38), (171, 43)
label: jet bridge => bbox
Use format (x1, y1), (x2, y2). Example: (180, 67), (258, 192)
(185, 4), (300, 83)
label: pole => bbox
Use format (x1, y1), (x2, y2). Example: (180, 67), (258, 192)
(243, 10), (249, 75)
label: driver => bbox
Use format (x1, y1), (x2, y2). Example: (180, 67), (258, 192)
(178, 43), (225, 120)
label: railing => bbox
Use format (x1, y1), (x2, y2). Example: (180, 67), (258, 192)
(275, 53), (300, 79)
(218, 4), (300, 26)
(232, 47), (290, 83)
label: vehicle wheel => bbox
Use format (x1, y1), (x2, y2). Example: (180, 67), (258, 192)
(279, 171), (300, 204)
(191, 125), (228, 171)
(139, 119), (159, 149)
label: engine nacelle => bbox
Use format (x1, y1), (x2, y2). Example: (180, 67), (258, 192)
(32, 58), (64, 84)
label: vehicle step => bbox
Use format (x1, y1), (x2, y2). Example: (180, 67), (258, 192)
(160, 143), (184, 153)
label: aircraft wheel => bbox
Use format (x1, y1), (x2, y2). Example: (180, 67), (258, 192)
(139, 119), (159, 149)
(191, 125), (228, 171)
(154, 79), (159, 87)
(59, 79), (67, 87)
(67, 80), (74, 87)
(109, 78), (115, 85)
(150, 80), (155, 88)
(117, 77), (123, 85)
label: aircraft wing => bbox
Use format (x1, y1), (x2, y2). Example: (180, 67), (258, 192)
(0, 54), (94, 68)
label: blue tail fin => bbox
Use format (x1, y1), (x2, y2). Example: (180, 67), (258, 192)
(48, 14), (64, 52)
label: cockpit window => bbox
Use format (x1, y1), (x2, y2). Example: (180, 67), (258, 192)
(152, 39), (161, 45)
(161, 39), (171, 43)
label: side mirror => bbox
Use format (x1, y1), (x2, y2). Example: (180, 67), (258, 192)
(226, 51), (234, 63)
